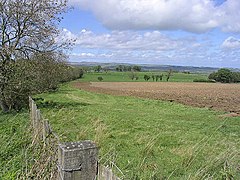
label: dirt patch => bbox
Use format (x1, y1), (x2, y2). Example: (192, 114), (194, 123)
(73, 82), (240, 114)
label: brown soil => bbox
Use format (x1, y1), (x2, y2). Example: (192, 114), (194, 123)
(73, 82), (240, 114)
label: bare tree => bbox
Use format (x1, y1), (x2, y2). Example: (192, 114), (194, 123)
(0, 0), (68, 112)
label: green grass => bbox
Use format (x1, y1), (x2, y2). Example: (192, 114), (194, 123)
(34, 83), (240, 179)
(81, 71), (208, 82)
(0, 111), (31, 180)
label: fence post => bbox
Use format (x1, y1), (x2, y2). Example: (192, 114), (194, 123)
(58, 140), (98, 180)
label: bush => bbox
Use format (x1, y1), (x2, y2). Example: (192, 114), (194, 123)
(144, 75), (150, 81)
(98, 76), (103, 81)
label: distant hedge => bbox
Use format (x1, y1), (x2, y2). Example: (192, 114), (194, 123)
(193, 79), (216, 83)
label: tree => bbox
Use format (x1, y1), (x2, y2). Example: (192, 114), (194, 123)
(132, 65), (141, 72)
(144, 75), (150, 81)
(166, 69), (172, 82)
(208, 68), (240, 83)
(152, 75), (155, 81)
(94, 65), (102, 72)
(0, 0), (68, 112)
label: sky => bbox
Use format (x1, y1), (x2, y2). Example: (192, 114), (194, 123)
(58, 0), (240, 68)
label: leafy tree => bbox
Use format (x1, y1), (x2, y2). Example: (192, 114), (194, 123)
(152, 75), (155, 81)
(0, 0), (68, 112)
(94, 65), (102, 72)
(132, 65), (141, 72)
(166, 69), (173, 82)
(208, 68), (240, 83)
(144, 75), (150, 81)
(79, 68), (84, 78)
(116, 65), (132, 72)
(232, 72), (240, 83)
(159, 74), (163, 81)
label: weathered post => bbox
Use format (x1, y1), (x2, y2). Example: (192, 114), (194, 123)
(43, 120), (51, 146)
(58, 141), (98, 180)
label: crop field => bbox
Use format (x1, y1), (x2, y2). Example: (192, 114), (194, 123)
(75, 82), (240, 114)
(34, 81), (240, 179)
(80, 71), (208, 82)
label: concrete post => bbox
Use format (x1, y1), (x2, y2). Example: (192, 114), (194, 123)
(58, 141), (98, 180)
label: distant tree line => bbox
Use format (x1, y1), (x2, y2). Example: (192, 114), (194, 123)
(116, 65), (141, 72)
(208, 68), (240, 83)
(144, 69), (173, 82)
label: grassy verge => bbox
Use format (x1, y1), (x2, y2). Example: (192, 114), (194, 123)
(0, 111), (31, 179)
(80, 71), (208, 82)
(34, 83), (240, 179)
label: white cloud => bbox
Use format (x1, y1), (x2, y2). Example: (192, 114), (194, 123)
(69, 0), (240, 33)
(222, 37), (240, 49)
(72, 52), (95, 58)
(63, 29), (240, 68)
(71, 29), (195, 51)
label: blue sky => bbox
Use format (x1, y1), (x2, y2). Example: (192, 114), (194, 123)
(58, 0), (240, 68)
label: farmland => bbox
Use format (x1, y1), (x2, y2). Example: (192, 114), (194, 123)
(33, 74), (240, 179)
(2, 71), (240, 179)
(75, 82), (240, 114)
(80, 71), (208, 82)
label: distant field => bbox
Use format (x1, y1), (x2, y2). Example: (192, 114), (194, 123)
(35, 83), (240, 179)
(75, 82), (240, 114)
(80, 71), (208, 82)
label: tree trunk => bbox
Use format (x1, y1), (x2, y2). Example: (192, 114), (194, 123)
(0, 99), (9, 112)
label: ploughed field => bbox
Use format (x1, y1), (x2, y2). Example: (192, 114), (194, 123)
(74, 82), (240, 114)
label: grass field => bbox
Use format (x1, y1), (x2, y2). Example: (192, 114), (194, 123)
(34, 83), (240, 179)
(80, 71), (208, 82)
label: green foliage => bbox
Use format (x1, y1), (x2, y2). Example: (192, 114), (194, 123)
(0, 0), (68, 112)
(94, 65), (102, 72)
(0, 54), (81, 111)
(132, 65), (141, 72)
(35, 84), (240, 179)
(208, 68), (240, 83)
(166, 69), (173, 82)
(98, 76), (103, 81)
(144, 74), (150, 81)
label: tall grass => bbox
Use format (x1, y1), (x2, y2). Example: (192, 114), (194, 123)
(0, 110), (58, 179)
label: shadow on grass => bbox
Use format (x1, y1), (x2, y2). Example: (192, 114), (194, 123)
(33, 97), (89, 109)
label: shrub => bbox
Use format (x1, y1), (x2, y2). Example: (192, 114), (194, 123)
(144, 75), (150, 81)
(98, 76), (103, 81)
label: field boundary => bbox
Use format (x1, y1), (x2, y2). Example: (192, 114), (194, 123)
(28, 97), (122, 179)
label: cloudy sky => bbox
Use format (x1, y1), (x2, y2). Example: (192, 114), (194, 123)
(59, 0), (240, 68)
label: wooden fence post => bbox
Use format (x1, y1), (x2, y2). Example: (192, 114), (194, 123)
(58, 141), (98, 180)
(43, 119), (51, 146)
